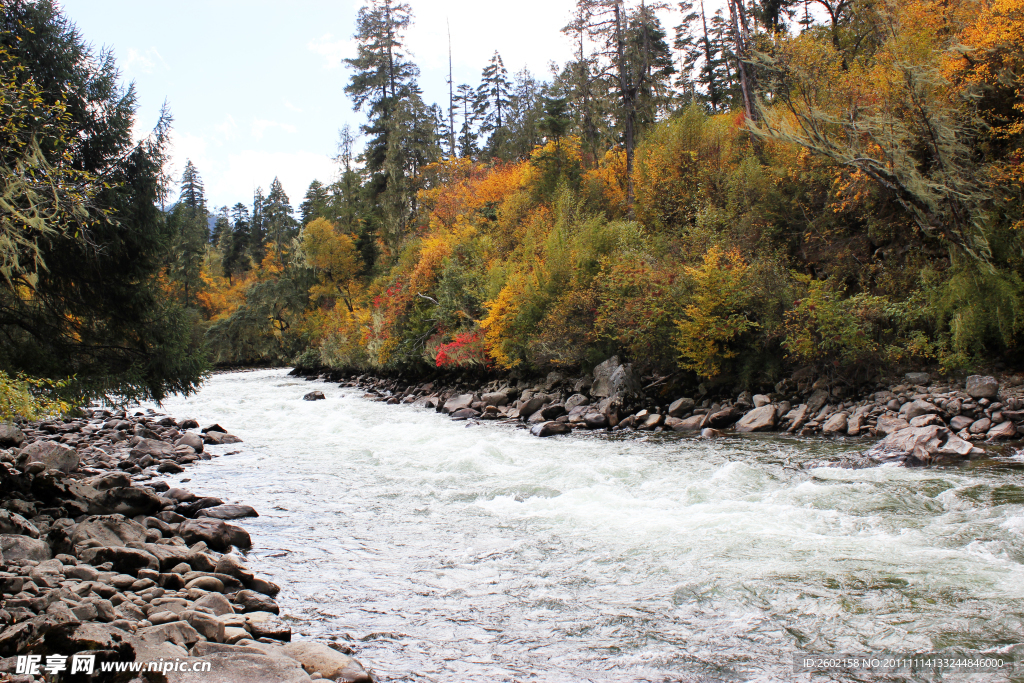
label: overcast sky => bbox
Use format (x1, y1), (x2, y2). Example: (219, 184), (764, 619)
(56, 0), (622, 210)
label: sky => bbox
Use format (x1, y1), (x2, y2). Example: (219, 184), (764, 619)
(55, 0), (625, 211)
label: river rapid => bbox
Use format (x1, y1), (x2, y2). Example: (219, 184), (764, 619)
(150, 369), (1024, 682)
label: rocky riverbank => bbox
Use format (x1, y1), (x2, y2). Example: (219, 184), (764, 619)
(0, 408), (373, 682)
(296, 357), (1024, 467)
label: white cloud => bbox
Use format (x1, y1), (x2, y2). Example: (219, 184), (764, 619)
(215, 114), (239, 140)
(208, 150), (337, 208)
(251, 119), (297, 139)
(284, 101), (303, 114)
(123, 47), (168, 76)
(307, 33), (354, 69)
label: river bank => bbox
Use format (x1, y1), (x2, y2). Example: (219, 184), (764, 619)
(0, 408), (372, 682)
(293, 357), (1024, 467)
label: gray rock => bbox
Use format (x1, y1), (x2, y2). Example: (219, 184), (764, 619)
(196, 504), (259, 520)
(215, 553), (253, 582)
(0, 509), (39, 538)
(130, 438), (174, 459)
(565, 393), (589, 412)
(734, 405), (776, 433)
(194, 592), (235, 616)
(175, 432), (204, 453)
(970, 418), (992, 434)
(821, 412), (849, 435)
(235, 589), (279, 614)
(875, 416), (910, 435)
(0, 424), (25, 448)
(590, 356), (641, 398)
(903, 400), (940, 420)
(988, 421), (1017, 440)
(179, 518), (251, 552)
(441, 394), (475, 415)
(638, 413), (663, 430)
(21, 441), (79, 473)
(281, 641), (372, 682)
(949, 415), (975, 431)
(183, 610), (225, 642)
(752, 394), (771, 408)
(203, 431), (242, 445)
(137, 620), (202, 649)
(530, 421), (571, 437)
(583, 413), (608, 429)
(481, 391), (510, 407)
(905, 372), (931, 385)
(71, 514), (148, 548)
(517, 395), (547, 418)
(0, 534), (51, 562)
(700, 428), (721, 438)
(672, 414), (705, 432)
(450, 407), (480, 420)
(785, 404), (809, 433)
(92, 487), (167, 516)
(302, 391), (325, 401)
(167, 652), (313, 683)
(966, 375), (999, 399)
(706, 407), (741, 428)
(806, 389), (830, 414)
(668, 397), (695, 417)
(870, 425), (976, 464)
(909, 414), (944, 428)
(78, 546), (158, 573)
(544, 372), (564, 391)
(540, 403), (566, 420)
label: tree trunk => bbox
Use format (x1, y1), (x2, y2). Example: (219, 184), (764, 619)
(613, 1), (635, 208)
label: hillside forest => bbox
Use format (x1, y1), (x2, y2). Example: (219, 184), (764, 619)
(1, 0), (1023, 411)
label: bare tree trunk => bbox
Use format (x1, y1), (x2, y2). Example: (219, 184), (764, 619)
(728, 0), (758, 123)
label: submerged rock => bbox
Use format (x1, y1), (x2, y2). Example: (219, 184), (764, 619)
(303, 391), (326, 401)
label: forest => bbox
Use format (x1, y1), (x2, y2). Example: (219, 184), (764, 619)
(1, 0), (1023, 410)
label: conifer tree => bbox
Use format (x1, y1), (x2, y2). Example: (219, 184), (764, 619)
(168, 160), (208, 308)
(476, 51), (512, 157)
(263, 177), (297, 259)
(223, 203), (251, 279)
(300, 180), (331, 226)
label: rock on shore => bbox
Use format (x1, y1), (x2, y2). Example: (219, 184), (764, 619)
(0, 407), (374, 683)
(310, 364), (1024, 468)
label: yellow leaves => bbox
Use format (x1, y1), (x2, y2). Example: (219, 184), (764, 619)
(479, 283), (522, 369)
(0, 371), (72, 422)
(582, 148), (628, 216)
(673, 247), (755, 379)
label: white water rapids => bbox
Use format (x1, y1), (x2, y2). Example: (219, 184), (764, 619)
(149, 369), (1024, 682)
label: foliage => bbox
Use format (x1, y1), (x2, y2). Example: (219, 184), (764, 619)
(0, 371), (73, 422)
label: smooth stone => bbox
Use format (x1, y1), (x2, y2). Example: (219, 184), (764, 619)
(734, 405), (776, 432)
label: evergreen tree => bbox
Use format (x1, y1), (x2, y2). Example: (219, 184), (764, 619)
(674, 1), (705, 105)
(250, 186), (266, 264)
(223, 203), (251, 279)
(0, 0), (206, 401)
(211, 206), (230, 247)
(454, 83), (480, 158)
(627, 3), (675, 128)
(263, 177), (298, 259)
(504, 68), (545, 159)
(476, 51), (512, 157)
(168, 160), (208, 308)
(300, 179), (331, 226)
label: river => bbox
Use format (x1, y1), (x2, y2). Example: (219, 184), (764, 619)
(150, 369), (1024, 682)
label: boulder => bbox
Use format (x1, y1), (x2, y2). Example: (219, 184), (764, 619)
(987, 421), (1017, 440)
(517, 395), (547, 418)
(0, 424), (25, 448)
(806, 388), (830, 414)
(281, 641), (373, 682)
(785, 404), (809, 433)
(903, 400), (940, 420)
(441, 394), (475, 415)
(175, 432), (204, 453)
(194, 592), (235, 616)
(949, 415), (975, 431)
(234, 589), (279, 614)
(21, 441), (79, 473)
(0, 509), (39, 538)
(734, 405), (776, 433)
(591, 356), (641, 398)
(0, 534), (51, 562)
(875, 416), (910, 435)
(846, 412), (865, 436)
(93, 486), (167, 516)
(196, 504), (259, 520)
(583, 413), (608, 429)
(565, 394), (589, 412)
(179, 518), (251, 552)
(870, 425), (976, 464)
(303, 391), (325, 401)
(247, 615), (291, 641)
(700, 428), (721, 438)
(138, 620), (202, 649)
(215, 553), (254, 582)
(203, 431), (242, 445)
(167, 652), (313, 683)
(668, 397), (695, 417)
(672, 414), (705, 432)
(752, 394), (771, 408)
(904, 372), (931, 385)
(540, 403), (566, 420)
(78, 546), (158, 573)
(706, 407), (741, 429)
(909, 414), (944, 428)
(130, 438), (175, 459)
(965, 375), (999, 399)
(141, 542), (192, 571)
(449, 407), (480, 420)
(821, 411), (849, 435)
(638, 413), (663, 430)
(530, 421), (570, 437)
(481, 391), (510, 408)
(970, 418), (992, 434)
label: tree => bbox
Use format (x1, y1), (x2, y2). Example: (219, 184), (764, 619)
(222, 203), (251, 279)
(476, 51), (512, 156)
(167, 160), (208, 308)
(263, 177), (297, 256)
(0, 0), (206, 401)
(454, 83), (480, 158)
(300, 218), (361, 312)
(300, 179), (330, 226)
(250, 186), (266, 264)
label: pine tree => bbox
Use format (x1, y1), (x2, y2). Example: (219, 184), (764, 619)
(454, 83), (480, 158)
(223, 203), (251, 279)
(300, 180), (331, 226)
(674, 1), (705, 105)
(627, 2), (676, 128)
(250, 186), (266, 265)
(211, 206), (230, 247)
(476, 51), (512, 157)
(263, 177), (298, 259)
(168, 160), (208, 308)
(504, 68), (545, 159)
